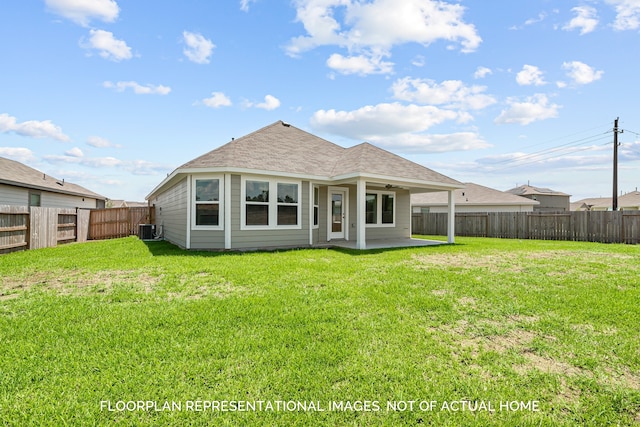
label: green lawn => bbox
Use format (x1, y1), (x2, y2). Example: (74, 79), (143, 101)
(1, 236), (639, 426)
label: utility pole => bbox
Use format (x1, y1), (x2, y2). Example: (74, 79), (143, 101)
(612, 117), (623, 211)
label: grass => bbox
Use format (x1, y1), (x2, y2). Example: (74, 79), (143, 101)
(0, 236), (639, 426)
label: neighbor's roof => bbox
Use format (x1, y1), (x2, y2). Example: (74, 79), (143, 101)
(505, 184), (570, 197)
(158, 121), (461, 191)
(412, 182), (539, 206)
(571, 191), (640, 210)
(0, 156), (105, 200)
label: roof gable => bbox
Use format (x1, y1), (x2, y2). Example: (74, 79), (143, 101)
(175, 121), (461, 185)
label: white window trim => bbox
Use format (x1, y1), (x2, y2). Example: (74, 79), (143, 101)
(191, 174), (224, 231)
(365, 190), (396, 228)
(240, 175), (302, 230)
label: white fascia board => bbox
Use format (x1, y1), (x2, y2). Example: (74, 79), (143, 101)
(331, 172), (464, 191)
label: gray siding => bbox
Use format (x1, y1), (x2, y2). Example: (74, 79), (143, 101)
(152, 177), (188, 248)
(230, 174), (310, 249)
(190, 230), (225, 249)
(0, 184), (27, 206)
(41, 192), (99, 209)
(0, 183), (98, 208)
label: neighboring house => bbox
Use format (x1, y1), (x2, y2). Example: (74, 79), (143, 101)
(412, 182), (539, 213)
(146, 121), (464, 250)
(0, 156), (106, 209)
(107, 200), (148, 208)
(571, 190), (640, 211)
(505, 184), (570, 212)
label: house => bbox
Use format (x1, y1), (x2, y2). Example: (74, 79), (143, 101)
(412, 182), (539, 213)
(505, 184), (570, 212)
(146, 121), (464, 250)
(0, 156), (106, 209)
(571, 190), (640, 211)
(107, 199), (148, 208)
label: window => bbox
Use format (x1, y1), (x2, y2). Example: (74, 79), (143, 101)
(382, 194), (394, 224)
(246, 180), (269, 226)
(313, 186), (319, 228)
(29, 192), (41, 207)
(365, 190), (395, 227)
(192, 175), (223, 229)
(365, 193), (377, 224)
(277, 183), (298, 225)
(242, 177), (301, 229)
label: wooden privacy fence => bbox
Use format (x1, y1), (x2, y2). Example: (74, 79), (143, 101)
(89, 207), (151, 240)
(0, 205), (91, 254)
(412, 211), (640, 244)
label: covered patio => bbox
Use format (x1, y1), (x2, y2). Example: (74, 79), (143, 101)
(316, 237), (448, 250)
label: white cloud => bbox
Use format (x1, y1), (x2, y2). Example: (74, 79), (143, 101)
(183, 31), (215, 64)
(311, 102), (464, 140)
(510, 12), (548, 30)
(391, 77), (496, 110)
(326, 53), (394, 75)
(286, 0), (480, 75)
(254, 95), (281, 110)
(494, 94), (560, 125)
(0, 113), (71, 142)
(87, 136), (121, 148)
(65, 147), (84, 157)
(83, 29), (132, 61)
(562, 61), (604, 85)
(0, 147), (36, 163)
(44, 154), (171, 175)
(45, 0), (119, 27)
(473, 66), (492, 79)
(371, 132), (491, 153)
(200, 92), (232, 108)
(240, 0), (256, 12)
(606, 0), (640, 30)
(103, 81), (171, 95)
(516, 64), (546, 86)
(563, 6), (599, 34)
(411, 55), (426, 67)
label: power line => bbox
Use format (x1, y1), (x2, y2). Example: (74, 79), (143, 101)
(486, 133), (611, 169)
(490, 139), (611, 171)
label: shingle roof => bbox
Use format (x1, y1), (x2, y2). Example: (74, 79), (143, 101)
(0, 156), (105, 200)
(571, 191), (640, 210)
(179, 121), (461, 186)
(505, 184), (570, 197)
(412, 182), (539, 206)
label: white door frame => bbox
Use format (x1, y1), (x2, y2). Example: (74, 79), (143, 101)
(328, 187), (349, 241)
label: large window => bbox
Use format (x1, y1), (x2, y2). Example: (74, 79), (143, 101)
(365, 191), (395, 227)
(277, 183), (298, 225)
(192, 175), (223, 229)
(246, 180), (269, 226)
(242, 177), (301, 229)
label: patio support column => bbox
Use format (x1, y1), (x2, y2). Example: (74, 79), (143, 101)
(356, 178), (366, 250)
(447, 189), (455, 244)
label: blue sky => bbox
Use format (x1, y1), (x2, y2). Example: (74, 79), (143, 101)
(1, 0), (639, 202)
